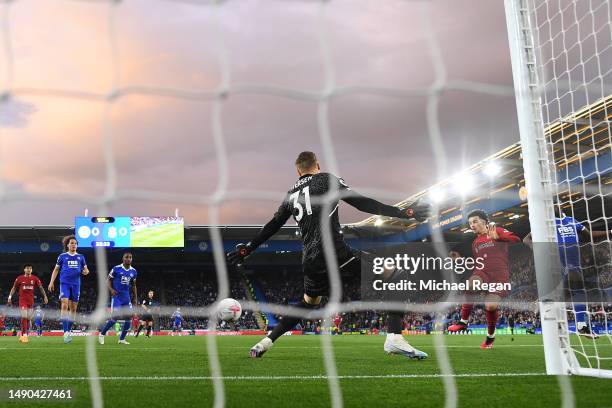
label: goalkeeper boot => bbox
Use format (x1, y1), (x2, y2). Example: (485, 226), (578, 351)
(250, 337), (273, 358)
(447, 321), (468, 333)
(480, 336), (495, 349)
(384, 334), (428, 360)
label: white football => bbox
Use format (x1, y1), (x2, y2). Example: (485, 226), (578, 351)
(217, 298), (242, 322)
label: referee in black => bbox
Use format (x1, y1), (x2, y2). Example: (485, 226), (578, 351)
(136, 290), (157, 338)
(508, 312), (515, 341)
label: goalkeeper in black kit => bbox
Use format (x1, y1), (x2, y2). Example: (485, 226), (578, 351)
(227, 151), (431, 359)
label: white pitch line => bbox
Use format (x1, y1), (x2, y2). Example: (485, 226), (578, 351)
(223, 345), (548, 349)
(0, 347), (176, 351)
(0, 373), (548, 381)
(228, 344), (611, 349)
(4, 345), (610, 351)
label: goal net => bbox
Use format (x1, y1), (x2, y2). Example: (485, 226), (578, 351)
(0, 0), (610, 407)
(505, 0), (612, 377)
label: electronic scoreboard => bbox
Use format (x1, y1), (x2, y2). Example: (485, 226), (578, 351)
(75, 216), (184, 248)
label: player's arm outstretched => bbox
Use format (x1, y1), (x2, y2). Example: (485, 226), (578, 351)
(227, 198), (292, 266)
(580, 226), (611, 240)
(488, 224), (520, 242)
(338, 178), (430, 222)
(523, 223), (610, 248)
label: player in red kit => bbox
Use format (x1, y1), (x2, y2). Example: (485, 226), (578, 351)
(448, 210), (520, 349)
(131, 314), (140, 336)
(333, 313), (342, 335)
(7, 264), (49, 343)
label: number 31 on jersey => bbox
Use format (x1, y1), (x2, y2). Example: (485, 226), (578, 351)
(290, 187), (312, 221)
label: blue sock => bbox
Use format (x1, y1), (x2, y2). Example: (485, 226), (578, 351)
(575, 303), (586, 324)
(62, 319), (69, 333)
(120, 320), (130, 340)
(101, 319), (116, 336)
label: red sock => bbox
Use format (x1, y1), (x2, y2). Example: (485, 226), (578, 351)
(460, 304), (473, 322)
(21, 318), (28, 336)
(486, 309), (499, 337)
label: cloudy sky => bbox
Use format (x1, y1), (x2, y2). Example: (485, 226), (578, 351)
(0, 0), (578, 225)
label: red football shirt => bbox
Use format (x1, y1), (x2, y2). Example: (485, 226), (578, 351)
(14, 274), (42, 305)
(471, 227), (520, 283)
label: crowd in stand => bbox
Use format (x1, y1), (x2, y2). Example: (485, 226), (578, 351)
(249, 243), (612, 333)
(0, 242), (610, 335)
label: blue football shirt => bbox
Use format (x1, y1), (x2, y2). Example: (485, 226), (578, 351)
(172, 311), (182, 324)
(108, 265), (137, 295)
(56, 252), (87, 284)
(555, 215), (585, 269)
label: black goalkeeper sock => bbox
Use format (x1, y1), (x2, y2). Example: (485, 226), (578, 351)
(135, 325), (143, 337)
(387, 311), (403, 334)
(268, 299), (317, 342)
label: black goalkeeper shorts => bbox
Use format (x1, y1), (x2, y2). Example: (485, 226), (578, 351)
(303, 248), (369, 298)
(142, 314), (154, 322)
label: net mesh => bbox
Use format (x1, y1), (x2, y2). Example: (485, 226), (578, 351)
(0, 0), (610, 407)
(528, 0), (612, 373)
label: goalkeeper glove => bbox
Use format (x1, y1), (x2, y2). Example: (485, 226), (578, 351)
(226, 242), (254, 266)
(398, 199), (431, 222)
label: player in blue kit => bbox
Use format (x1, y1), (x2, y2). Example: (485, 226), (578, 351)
(524, 207), (610, 338)
(171, 308), (182, 336)
(98, 252), (138, 345)
(33, 306), (44, 336)
(48, 235), (90, 344)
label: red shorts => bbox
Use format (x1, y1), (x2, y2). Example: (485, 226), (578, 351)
(471, 271), (510, 298)
(19, 299), (34, 310)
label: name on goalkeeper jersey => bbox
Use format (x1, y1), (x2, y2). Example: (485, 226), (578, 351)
(372, 279), (511, 293)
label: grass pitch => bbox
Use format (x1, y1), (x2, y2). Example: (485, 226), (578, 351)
(0, 335), (610, 407)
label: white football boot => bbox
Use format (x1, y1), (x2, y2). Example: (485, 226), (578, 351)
(249, 337), (273, 358)
(384, 333), (428, 360)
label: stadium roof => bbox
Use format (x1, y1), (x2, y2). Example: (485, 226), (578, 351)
(355, 94), (612, 237)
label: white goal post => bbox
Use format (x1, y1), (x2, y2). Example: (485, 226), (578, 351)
(505, 0), (612, 378)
